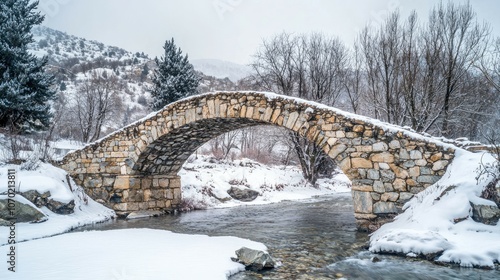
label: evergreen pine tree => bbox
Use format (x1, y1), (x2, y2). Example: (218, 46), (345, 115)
(150, 38), (200, 110)
(0, 0), (55, 131)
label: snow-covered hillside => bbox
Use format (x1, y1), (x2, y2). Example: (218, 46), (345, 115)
(30, 26), (150, 65)
(192, 59), (251, 82)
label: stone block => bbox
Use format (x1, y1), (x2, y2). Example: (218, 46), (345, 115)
(354, 213), (377, 220)
(373, 142), (388, 152)
(327, 137), (338, 146)
(432, 160), (449, 171)
(351, 158), (373, 169)
(381, 192), (399, 202)
(159, 178), (169, 188)
(355, 145), (373, 152)
(144, 189), (152, 201)
(417, 175), (440, 184)
(129, 177), (141, 189)
(351, 184), (373, 192)
(410, 187), (425, 194)
(410, 150), (423, 159)
(170, 177), (181, 189)
(113, 203), (128, 211)
(390, 164), (409, 179)
(420, 167), (432, 175)
(328, 144), (347, 158)
(103, 176), (116, 187)
(141, 178), (152, 189)
(399, 149), (410, 160)
(166, 189), (174, 200)
(406, 179), (417, 187)
(338, 158), (351, 173)
(371, 152), (394, 163)
(409, 166), (420, 177)
(378, 162), (390, 170)
(389, 140), (401, 149)
(415, 159), (427, 166)
(373, 202), (398, 214)
(367, 169), (380, 180)
(114, 176), (130, 189)
(353, 191), (373, 214)
(403, 160), (415, 168)
(380, 170), (395, 182)
(373, 181), (385, 193)
(430, 152), (443, 162)
(393, 178), (407, 192)
(353, 125), (364, 132)
(398, 192), (414, 202)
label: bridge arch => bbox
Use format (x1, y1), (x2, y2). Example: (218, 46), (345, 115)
(60, 91), (456, 230)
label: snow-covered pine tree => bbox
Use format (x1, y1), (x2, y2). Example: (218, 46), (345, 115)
(150, 38), (200, 110)
(0, 0), (55, 131)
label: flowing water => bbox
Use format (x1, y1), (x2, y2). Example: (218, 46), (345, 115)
(74, 193), (499, 279)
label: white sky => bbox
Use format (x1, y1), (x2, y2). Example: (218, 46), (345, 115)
(39, 0), (500, 65)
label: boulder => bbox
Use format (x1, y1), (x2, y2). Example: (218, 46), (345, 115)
(46, 199), (75, 215)
(233, 247), (275, 271)
(0, 198), (47, 223)
(227, 187), (259, 202)
(470, 202), (500, 225)
(20, 190), (75, 215)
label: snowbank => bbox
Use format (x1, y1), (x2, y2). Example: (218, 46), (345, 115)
(0, 228), (266, 280)
(370, 150), (500, 268)
(0, 163), (115, 243)
(179, 155), (351, 209)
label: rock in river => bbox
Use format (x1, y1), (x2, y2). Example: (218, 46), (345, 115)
(233, 247), (276, 271)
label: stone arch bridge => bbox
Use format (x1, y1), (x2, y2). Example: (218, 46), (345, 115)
(60, 91), (456, 230)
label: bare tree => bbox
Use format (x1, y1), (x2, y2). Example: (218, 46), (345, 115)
(73, 70), (121, 143)
(343, 42), (363, 114)
(358, 11), (405, 125)
(251, 32), (348, 185)
(478, 37), (500, 92)
(430, 1), (490, 136)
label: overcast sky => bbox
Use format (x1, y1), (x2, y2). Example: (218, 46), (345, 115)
(39, 0), (500, 65)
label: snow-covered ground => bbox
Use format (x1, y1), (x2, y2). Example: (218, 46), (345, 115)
(0, 140), (348, 279)
(180, 155), (351, 209)
(370, 150), (500, 268)
(0, 162), (115, 243)
(0, 228), (267, 280)
(2, 129), (499, 276)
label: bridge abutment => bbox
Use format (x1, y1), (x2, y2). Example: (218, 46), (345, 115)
(74, 173), (181, 213)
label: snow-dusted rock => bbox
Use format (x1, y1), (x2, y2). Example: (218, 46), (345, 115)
(21, 190), (75, 214)
(233, 247), (276, 270)
(227, 186), (260, 202)
(470, 202), (500, 225)
(0, 196), (47, 223)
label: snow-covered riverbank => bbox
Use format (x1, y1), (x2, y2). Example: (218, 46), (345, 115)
(0, 228), (267, 280)
(180, 155), (351, 209)
(370, 150), (500, 268)
(1, 147), (499, 278)
(0, 155), (348, 279)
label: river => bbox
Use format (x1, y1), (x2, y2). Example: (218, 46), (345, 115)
(74, 193), (499, 279)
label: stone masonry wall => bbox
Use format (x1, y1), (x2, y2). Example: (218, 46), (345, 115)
(60, 91), (455, 230)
